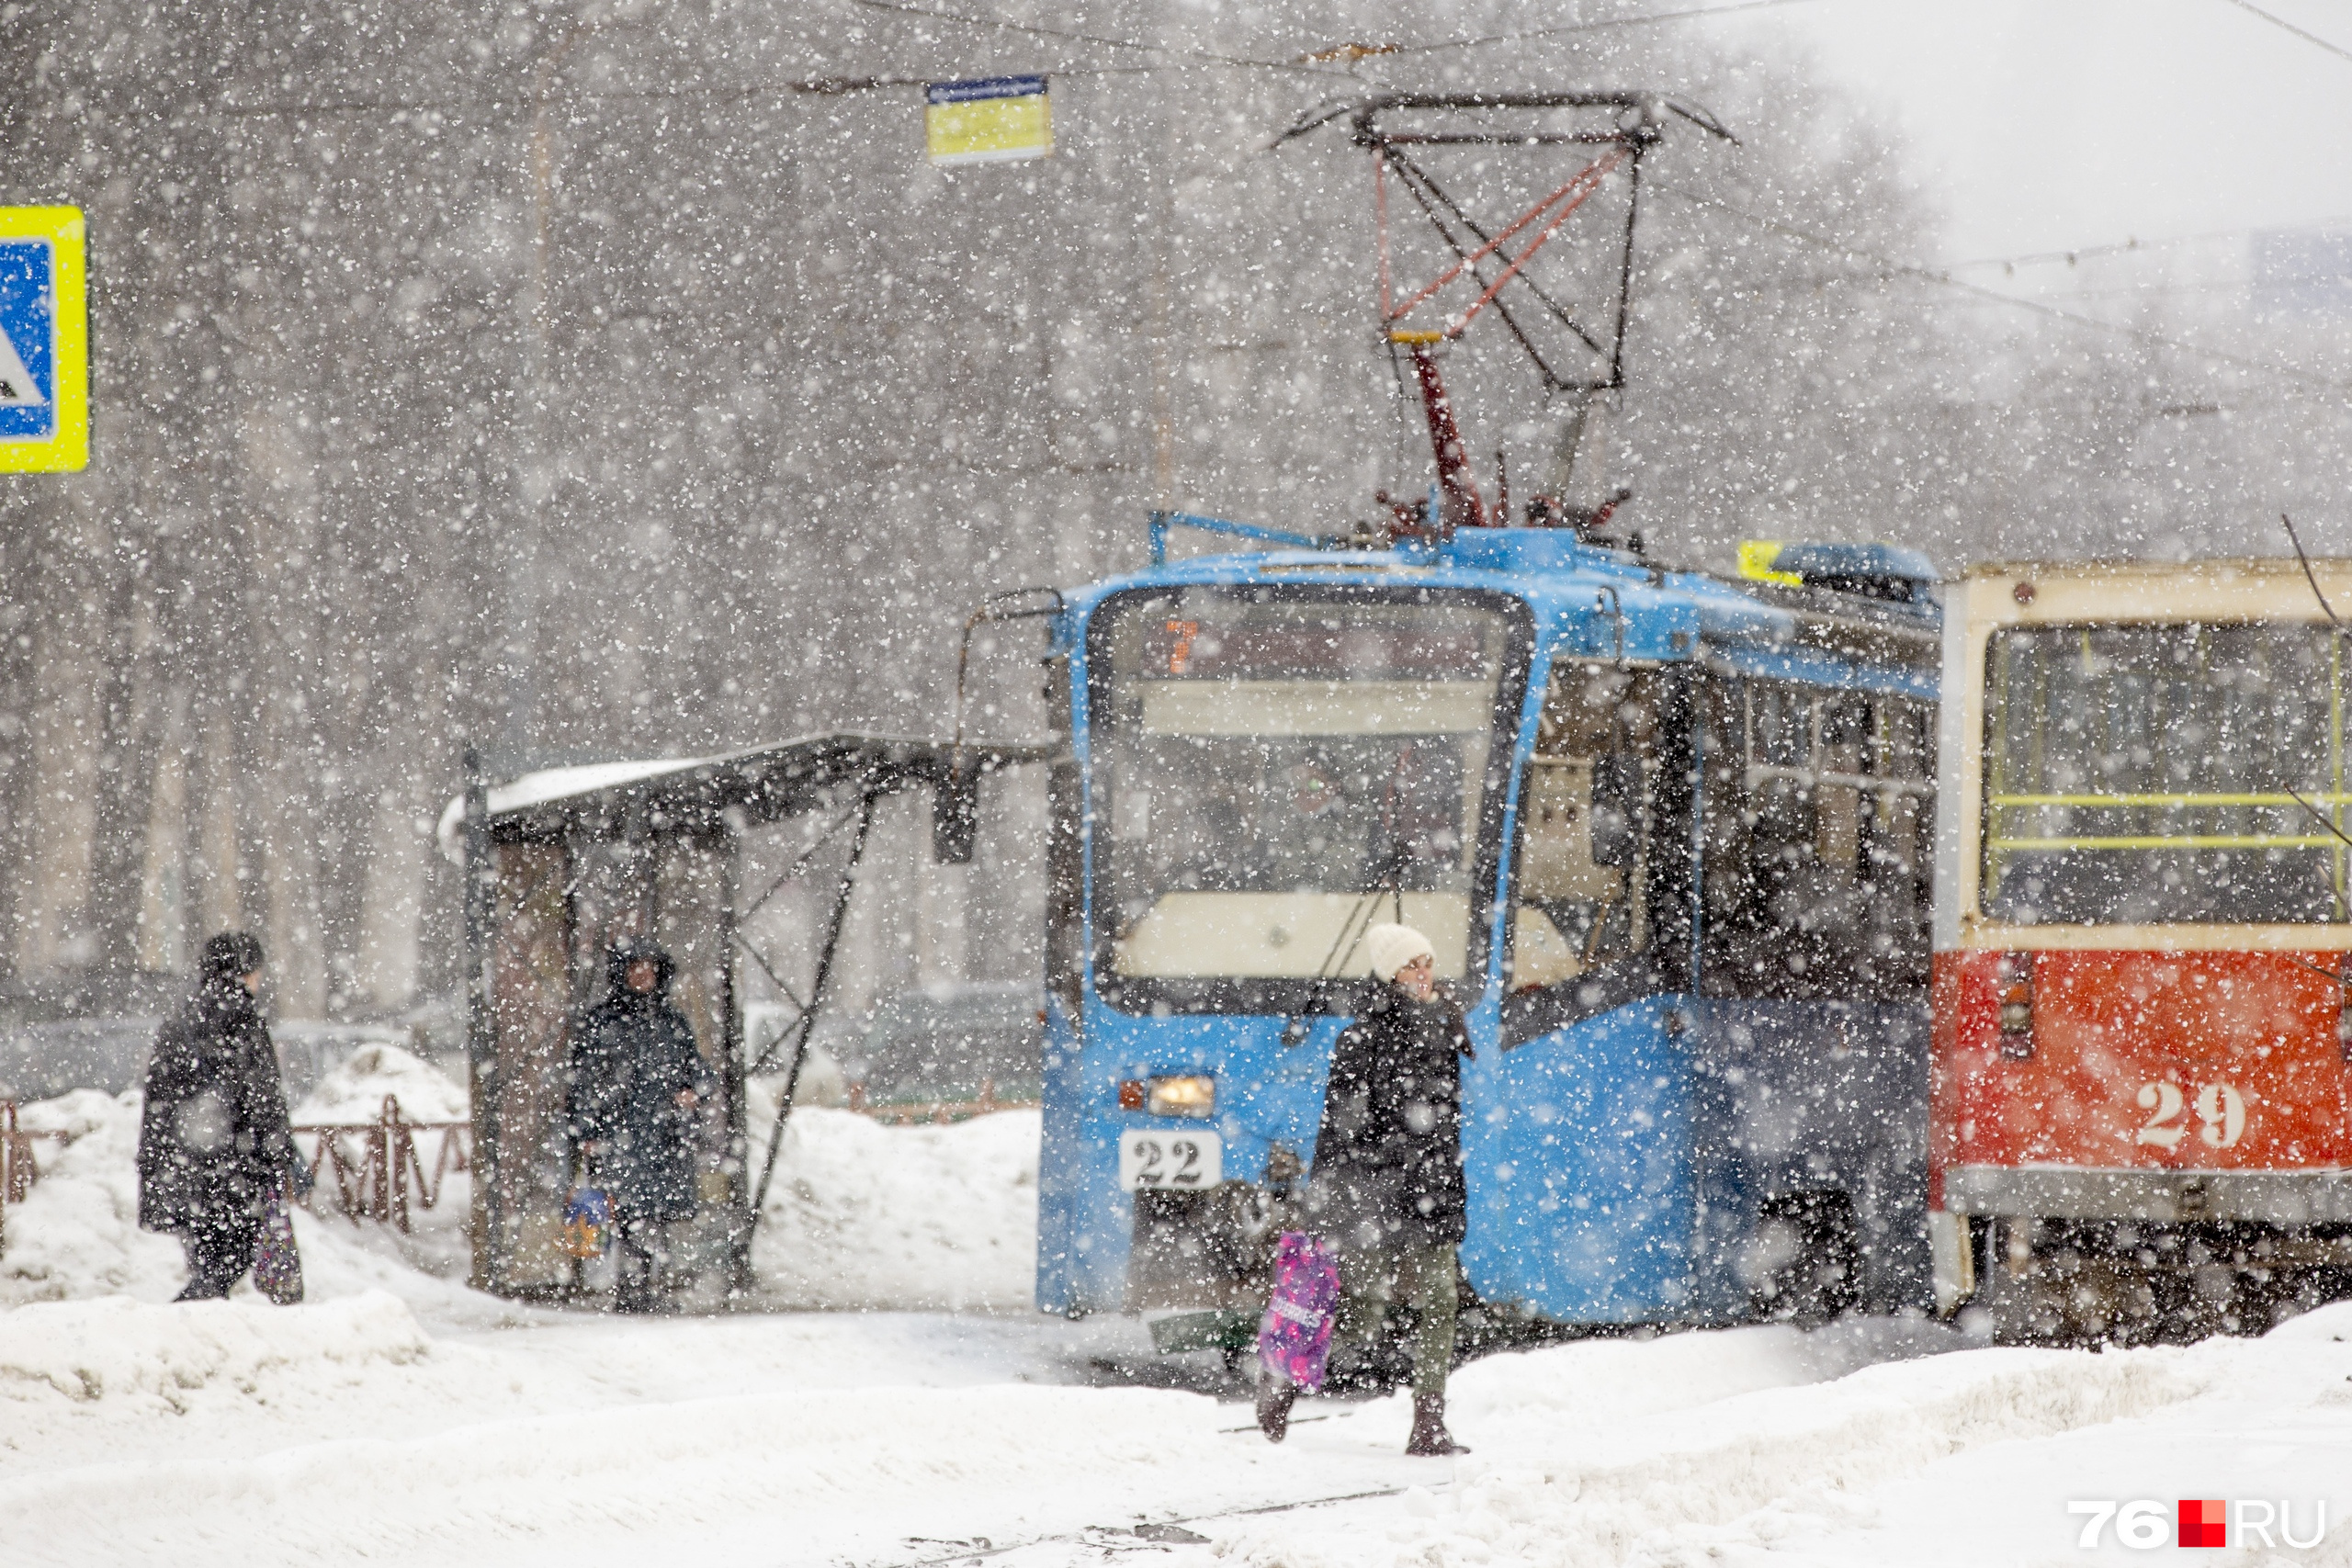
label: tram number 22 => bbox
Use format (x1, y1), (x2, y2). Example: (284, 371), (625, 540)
(2135, 1080), (2246, 1149)
(1118, 1128), (1224, 1192)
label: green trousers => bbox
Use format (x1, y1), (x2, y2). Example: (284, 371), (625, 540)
(1331, 1241), (1458, 1397)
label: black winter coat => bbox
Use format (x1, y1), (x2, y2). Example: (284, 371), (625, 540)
(567, 946), (715, 1224)
(1306, 980), (1475, 1252)
(137, 976), (302, 1236)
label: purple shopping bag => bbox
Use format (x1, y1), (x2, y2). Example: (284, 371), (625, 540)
(1258, 1231), (1342, 1391)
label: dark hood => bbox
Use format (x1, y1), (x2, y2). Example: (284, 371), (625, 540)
(199, 930), (264, 987)
(604, 941), (676, 1002)
(185, 931), (265, 1027)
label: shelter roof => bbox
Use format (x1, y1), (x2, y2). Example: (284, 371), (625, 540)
(435, 733), (1052, 856)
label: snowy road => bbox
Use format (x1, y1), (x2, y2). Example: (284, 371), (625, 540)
(6, 1084), (2352, 1565)
(7, 1292), (2351, 1567)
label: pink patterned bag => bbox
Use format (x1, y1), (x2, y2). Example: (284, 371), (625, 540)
(254, 1190), (304, 1305)
(1258, 1231), (1342, 1390)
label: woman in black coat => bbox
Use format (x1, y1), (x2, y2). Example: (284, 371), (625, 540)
(1264, 922), (1474, 1455)
(567, 942), (715, 1310)
(137, 931), (308, 1301)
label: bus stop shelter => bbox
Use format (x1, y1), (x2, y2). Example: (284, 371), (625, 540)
(451, 733), (1043, 1301)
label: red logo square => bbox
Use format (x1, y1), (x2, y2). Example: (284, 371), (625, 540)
(2178, 1499), (2227, 1548)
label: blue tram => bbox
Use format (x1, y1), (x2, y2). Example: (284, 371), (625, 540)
(1032, 519), (1942, 1332)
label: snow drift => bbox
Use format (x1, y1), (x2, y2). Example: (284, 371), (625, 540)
(4, 1055), (1040, 1316)
(0, 1291), (429, 1406)
(748, 1081), (1039, 1312)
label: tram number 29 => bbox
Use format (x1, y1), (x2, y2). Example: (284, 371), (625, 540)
(2135, 1080), (2246, 1149)
(1118, 1128), (1224, 1192)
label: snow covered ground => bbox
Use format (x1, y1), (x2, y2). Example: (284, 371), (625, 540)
(5, 1057), (2350, 1566)
(1, 1051), (1037, 1317)
(747, 1077), (1039, 1312)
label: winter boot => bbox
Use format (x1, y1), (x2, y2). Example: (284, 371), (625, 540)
(1255, 1373), (1298, 1443)
(1405, 1393), (1468, 1456)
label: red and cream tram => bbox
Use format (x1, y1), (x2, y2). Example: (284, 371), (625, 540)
(1932, 559), (2352, 1340)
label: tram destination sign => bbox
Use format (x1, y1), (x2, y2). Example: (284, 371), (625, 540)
(0, 206), (87, 473)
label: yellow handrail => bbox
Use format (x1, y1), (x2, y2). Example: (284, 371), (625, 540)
(1990, 834), (2342, 852)
(1990, 792), (2352, 807)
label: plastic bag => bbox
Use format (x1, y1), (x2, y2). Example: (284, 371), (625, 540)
(1257, 1231), (1342, 1391)
(254, 1190), (304, 1305)
(562, 1186), (613, 1258)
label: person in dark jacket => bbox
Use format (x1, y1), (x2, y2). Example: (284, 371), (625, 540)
(567, 942), (716, 1311)
(137, 931), (309, 1302)
(1261, 921), (1473, 1455)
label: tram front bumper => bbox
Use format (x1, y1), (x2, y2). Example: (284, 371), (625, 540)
(1944, 1164), (2352, 1226)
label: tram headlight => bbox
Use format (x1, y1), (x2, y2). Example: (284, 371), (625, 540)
(1148, 1075), (1216, 1119)
(1996, 953), (2034, 1059)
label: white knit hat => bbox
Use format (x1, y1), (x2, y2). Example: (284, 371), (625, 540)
(1363, 922), (1436, 981)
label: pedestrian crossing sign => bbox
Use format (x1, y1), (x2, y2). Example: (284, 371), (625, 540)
(0, 207), (87, 473)
(926, 76), (1052, 166)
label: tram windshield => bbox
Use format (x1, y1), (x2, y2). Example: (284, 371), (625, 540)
(1089, 585), (1527, 1011)
(1983, 622), (2347, 925)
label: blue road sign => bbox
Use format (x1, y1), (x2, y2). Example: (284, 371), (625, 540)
(0, 207), (87, 472)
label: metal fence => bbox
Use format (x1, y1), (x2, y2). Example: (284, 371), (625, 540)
(292, 1096), (471, 1235)
(0, 1101), (77, 1250)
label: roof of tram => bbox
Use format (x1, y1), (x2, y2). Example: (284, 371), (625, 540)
(1057, 524), (1939, 676)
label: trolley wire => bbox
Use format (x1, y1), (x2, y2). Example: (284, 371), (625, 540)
(847, 0), (1351, 76)
(1650, 181), (2352, 396)
(1376, 0), (1832, 57)
(184, 0), (1838, 121)
(2215, 0), (2352, 67)
(848, 0), (1834, 72)
(143, 0), (1341, 121)
(1945, 214), (2352, 274)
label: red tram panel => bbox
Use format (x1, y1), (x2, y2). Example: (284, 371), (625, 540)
(1932, 949), (2350, 1192)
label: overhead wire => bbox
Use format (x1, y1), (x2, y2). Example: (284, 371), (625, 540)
(852, 0), (1832, 73)
(1649, 181), (2352, 396)
(198, 0), (1849, 122)
(1375, 0), (1832, 56)
(1947, 215), (2352, 273)
(181, 0), (1838, 122)
(2214, 0), (2352, 67)
(1962, 272), (2352, 304)
(845, 0), (1349, 75)
(187, 0), (1329, 119)
(202, 60), (1182, 118)
(207, 80), (937, 116)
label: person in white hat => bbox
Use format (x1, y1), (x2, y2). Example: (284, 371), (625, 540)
(1258, 920), (1474, 1456)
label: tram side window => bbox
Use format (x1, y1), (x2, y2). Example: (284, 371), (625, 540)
(1507, 661), (1665, 991)
(1982, 624), (2343, 925)
(1701, 679), (1933, 999)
